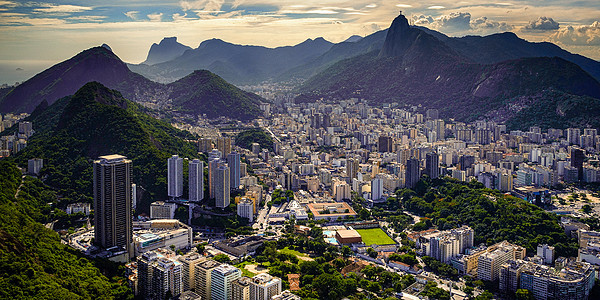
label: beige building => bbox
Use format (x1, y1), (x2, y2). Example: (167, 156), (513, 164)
(194, 260), (221, 300)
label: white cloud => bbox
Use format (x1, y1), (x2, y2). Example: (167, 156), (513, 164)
(524, 16), (559, 31)
(0, 12), (66, 26)
(412, 12), (512, 34)
(67, 15), (107, 22)
(34, 4), (92, 14)
(147, 13), (163, 22)
(471, 16), (513, 32)
(365, 4), (376, 8)
(428, 6), (445, 10)
(550, 21), (600, 46)
(180, 0), (224, 12)
(396, 4), (413, 8)
(436, 12), (472, 31)
(411, 14), (434, 26)
(281, 8), (339, 15)
(172, 13), (196, 21)
(124, 11), (139, 20)
(0, 1), (18, 7)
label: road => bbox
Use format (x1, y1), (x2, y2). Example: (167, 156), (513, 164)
(14, 175), (25, 198)
(265, 126), (281, 143)
(253, 195), (271, 233)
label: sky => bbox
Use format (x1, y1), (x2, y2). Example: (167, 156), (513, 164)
(0, 0), (599, 84)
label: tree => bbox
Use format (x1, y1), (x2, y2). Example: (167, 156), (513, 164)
(367, 247), (378, 258)
(516, 289), (535, 300)
(341, 246), (353, 257)
(582, 204), (592, 213)
(213, 254), (231, 264)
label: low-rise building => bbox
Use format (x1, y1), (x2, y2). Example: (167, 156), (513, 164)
(150, 201), (177, 219)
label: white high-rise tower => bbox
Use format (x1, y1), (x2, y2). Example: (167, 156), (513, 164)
(189, 159), (204, 202)
(168, 155), (183, 198)
(227, 152), (241, 190)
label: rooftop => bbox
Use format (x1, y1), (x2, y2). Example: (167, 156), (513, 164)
(336, 229), (361, 239)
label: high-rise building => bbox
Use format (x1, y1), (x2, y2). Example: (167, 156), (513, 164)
(18, 121), (33, 137)
(217, 137), (232, 156)
(499, 259), (528, 293)
(215, 165), (230, 208)
(567, 128), (581, 145)
(537, 244), (555, 265)
(93, 154), (133, 258)
(198, 138), (213, 153)
(231, 276), (251, 300)
(459, 155), (475, 171)
(426, 109), (439, 120)
(570, 147), (585, 181)
(378, 136), (393, 153)
(138, 251), (162, 299)
(189, 159), (204, 202)
(346, 157), (359, 180)
(250, 274), (282, 300)
(237, 198), (254, 222)
(371, 178), (383, 201)
(251, 143), (261, 155)
(478, 244), (516, 281)
(27, 158), (43, 175)
(227, 152), (241, 190)
(211, 264), (242, 300)
(425, 152), (439, 179)
(152, 257), (183, 299)
(168, 155), (184, 198)
(405, 158), (420, 189)
(195, 260), (221, 300)
(178, 253), (205, 291)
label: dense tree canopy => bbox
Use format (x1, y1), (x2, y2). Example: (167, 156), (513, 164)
(398, 178), (578, 256)
(0, 161), (132, 299)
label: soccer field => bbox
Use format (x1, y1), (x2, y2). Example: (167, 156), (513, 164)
(356, 228), (395, 246)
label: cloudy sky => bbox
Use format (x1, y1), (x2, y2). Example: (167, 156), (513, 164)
(0, 0), (599, 83)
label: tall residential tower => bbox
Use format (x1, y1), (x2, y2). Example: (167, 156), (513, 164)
(93, 154), (133, 258)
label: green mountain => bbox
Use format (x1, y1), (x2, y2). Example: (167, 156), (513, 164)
(297, 14), (600, 130)
(12, 82), (200, 213)
(0, 46), (266, 121)
(0, 160), (132, 299)
(168, 70), (264, 120)
(0, 46), (161, 114)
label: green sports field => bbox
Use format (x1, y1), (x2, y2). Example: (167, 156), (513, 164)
(356, 228), (395, 246)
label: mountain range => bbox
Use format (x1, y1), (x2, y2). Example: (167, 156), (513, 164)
(128, 37), (334, 84)
(0, 46), (265, 120)
(295, 14), (600, 129)
(128, 23), (599, 87)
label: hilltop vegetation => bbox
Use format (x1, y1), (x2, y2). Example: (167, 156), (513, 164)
(397, 178), (578, 256)
(11, 82), (199, 213)
(235, 128), (274, 150)
(0, 161), (132, 299)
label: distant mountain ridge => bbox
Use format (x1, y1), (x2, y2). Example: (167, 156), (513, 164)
(296, 14), (600, 130)
(143, 37), (192, 65)
(126, 21), (599, 85)
(0, 46), (266, 120)
(128, 37), (334, 84)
